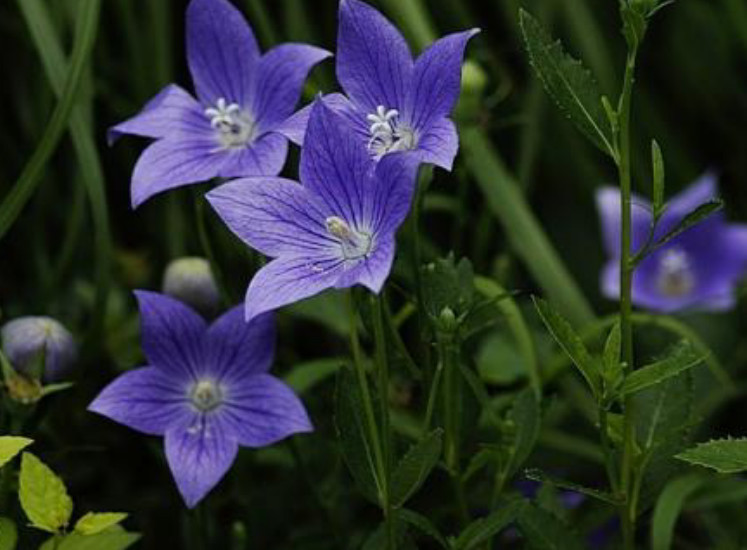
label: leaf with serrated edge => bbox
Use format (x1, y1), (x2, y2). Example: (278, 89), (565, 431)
(19, 453), (72, 533)
(74, 512), (128, 536)
(621, 342), (704, 396)
(655, 200), (723, 249)
(0, 437), (33, 468)
(519, 10), (615, 157)
(676, 438), (747, 474)
(390, 429), (443, 507)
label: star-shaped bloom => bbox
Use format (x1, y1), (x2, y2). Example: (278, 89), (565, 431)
(207, 101), (419, 321)
(109, 0), (331, 207)
(597, 173), (747, 312)
(89, 291), (311, 507)
(280, 0), (478, 171)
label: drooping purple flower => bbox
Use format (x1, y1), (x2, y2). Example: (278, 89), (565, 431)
(89, 291), (311, 507)
(1, 316), (76, 382)
(109, 0), (331, 208)
(207, 101), (419, 321)
(597, 173), (747, 312)
(279, 0), (478, 171)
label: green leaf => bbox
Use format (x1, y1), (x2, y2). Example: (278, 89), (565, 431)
(18, 453), (73, 533)
(390, 430), (443, 507)
(524, 469), (624, 505)
(0, 517), (17, 550)
(515, 503), (585, 549)
(620, 1), (648, 50)
(39, 526), (140, 550)
(655, 200), (724, 249)
(532, 297), (600, 397)
(453, 499), (525, 550)
(398, 509), (448, 548)
(676, 438), (747, 473)
(505, 389), (541, 478)
(651, 140), (665, 218)
(284, 358), (344, 395)
(334, 367), (381, 505)
(74, 513), (128, 536)
(519, 10), (615, 157)
(651, 473), (708, 550)
(621, 341), (704, 396)
(0, 437), (33, 468)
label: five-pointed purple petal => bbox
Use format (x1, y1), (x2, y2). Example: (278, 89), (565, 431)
(208, 101), (419, 321)
(597, 173), (747, 312)
(89, 291), (312, 508)
(110, 0), (330, 207)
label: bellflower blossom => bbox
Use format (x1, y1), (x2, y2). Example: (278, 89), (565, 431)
(109, 0), (331, 207)
(280, 0), (478, 171)
(207, 101), (419, 321)
(89, 291), (311, 507)
(597, 173), (747, 312)
(1, 316), (76, 382)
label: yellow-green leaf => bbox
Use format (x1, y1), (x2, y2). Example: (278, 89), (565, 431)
(74, 513), (128, 536)
(0, 437), (33, 468)
(18, 453), (73, 533)
(0, 517), (18, 550)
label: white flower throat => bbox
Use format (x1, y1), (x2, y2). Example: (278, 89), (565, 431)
(656, 248), (695, 298)
(205, 98), (256, 149)
(367, 105), (416, 159)
(190, 379), (223, 412)
(325, 216), (372, 260)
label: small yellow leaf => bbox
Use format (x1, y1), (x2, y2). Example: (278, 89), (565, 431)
(18, 453), (73, 533)
(74, 512), (128, 536)
(0, 437), (32, 468)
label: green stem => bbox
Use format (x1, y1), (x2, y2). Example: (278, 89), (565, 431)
(410, 167), (434, 377)
(617, 50), (638, 550)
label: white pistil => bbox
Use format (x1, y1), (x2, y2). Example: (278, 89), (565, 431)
(656, 248), (695, 298)
(366, 105), (416, 159)
(325, 216), (372, 260)
(190, 379), (223, 413)
(204, 97), (256, 149)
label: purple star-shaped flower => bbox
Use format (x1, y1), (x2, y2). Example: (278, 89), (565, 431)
(280, 0), (478, 171)
(597, 173), (747, 312)
(89, 291), (311, 507)
(109, 0), (331, 207)
(207, 101), (418, 321)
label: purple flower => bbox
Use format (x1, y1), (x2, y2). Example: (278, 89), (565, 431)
(597, 173), (747, 312)
(109, 0), (331, 208)
(280, 0), (478, 171)
(89, 291), (311, 507)
(1, 316), (76, 382)
(207, 101), (418, 321)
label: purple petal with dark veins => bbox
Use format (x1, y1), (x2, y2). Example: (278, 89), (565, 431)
(207, 177), (335, 258)
(276, 93), (367, 146)
(88, 367), (191, 436)
(366, 152), (419, 236)
(337, 0), (413, 113)
(217, 133), (289, 178)
(334, 237), (395, 294)
(107, 84), (210, 145)
(186, 0), (259, 106)
(415, 117), (459, 171)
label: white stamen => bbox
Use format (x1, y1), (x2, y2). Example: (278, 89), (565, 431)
(366, 105), (416, 159)
(204, 97), (256, 149)
(656, 248), (695, 298)
(189, 379), (223, 412)
(325, 216), (372, 260)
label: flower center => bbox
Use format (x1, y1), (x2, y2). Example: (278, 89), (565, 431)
(189, 379), (223, 412)
(325, 216), (372, 260)
(656, 248), (695, 298)
(366, 105), (416, 159)
(204, 98), (256, 149)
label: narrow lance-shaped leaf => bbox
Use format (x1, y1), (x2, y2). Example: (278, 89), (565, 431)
(453, 499), (526, 550)
(651, 473), (708, 550)
(651, 140), (665, 219)
(654, 200), (724, 249)
(516, 502), (586, 550)
(390, 429), (443, 507)
(398, 509), (449, 549)
(621, 341), (704, 396)
(532, 297), (601, 397)
(519, 10), (616, 158)
(676, 438), (747, 474)
(524, 469), (624, 505)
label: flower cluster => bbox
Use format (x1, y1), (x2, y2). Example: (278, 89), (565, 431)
(100, 0), (477, 507)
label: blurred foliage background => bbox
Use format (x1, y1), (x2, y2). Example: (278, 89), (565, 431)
(1, 0), (747, 548)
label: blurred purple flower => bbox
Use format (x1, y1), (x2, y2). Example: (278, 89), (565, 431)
(597, 173), (747, 312)
(1, 316), (76, 382)
(89, 291), (311, 508)
(281, 0), (478, 171)
(109, 0), (330, 207)
(208, 101), (419, 321)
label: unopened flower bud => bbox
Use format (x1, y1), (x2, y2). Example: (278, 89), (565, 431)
(437, 307), (458, 333)
(1, 317), (77, 382)
(162, 257), (220, 316)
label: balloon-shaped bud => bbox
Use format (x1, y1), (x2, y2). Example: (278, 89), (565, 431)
(1, 316), (77, 382)
(162, 257), (221, 316)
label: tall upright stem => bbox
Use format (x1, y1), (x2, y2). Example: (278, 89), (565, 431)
(617, 50), (638, 550)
